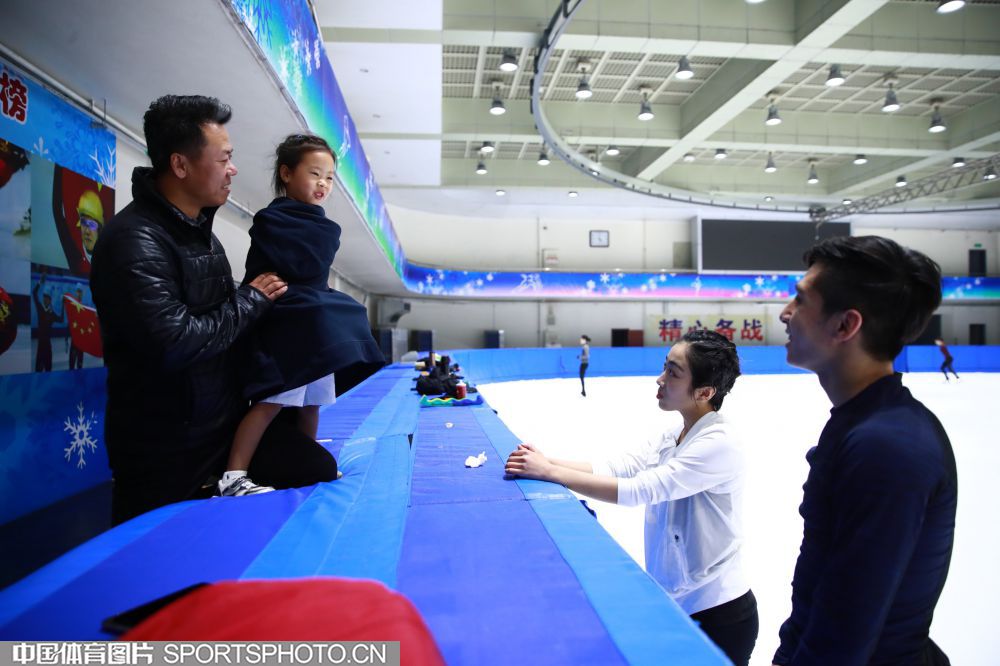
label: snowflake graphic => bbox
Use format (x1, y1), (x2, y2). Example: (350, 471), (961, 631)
(33, 136), (49, 157)
(89, 145), (117, 187)
(585, 279), (596, 291)
(599, 273), (610, 284)
(338, 114), (351, 156)
(64, 402), (98, 469)
(514, 273), (543, 292)
(755, 276), (765, 287)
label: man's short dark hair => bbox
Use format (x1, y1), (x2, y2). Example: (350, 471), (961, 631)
(143, 95), (232, 176)
(681, 329), (741, 411)
(804, 236), (942, 361)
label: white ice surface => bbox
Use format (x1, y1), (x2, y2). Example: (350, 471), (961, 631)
(479, 372), (999, 666)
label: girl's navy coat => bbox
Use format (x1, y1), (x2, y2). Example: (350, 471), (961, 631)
(242, 197), (383, 401)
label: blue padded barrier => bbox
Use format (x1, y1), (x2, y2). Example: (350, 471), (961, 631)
(0, 501), (191, 630)
(241, 435), (412, 587)
(449, 346), (811, 386)
(450, 345), (1000, 385)
(903, 345), (1000, 373)
(396, 394), (726, 664)
(470, 405), (726, 664)
(0, 487), (322, 639)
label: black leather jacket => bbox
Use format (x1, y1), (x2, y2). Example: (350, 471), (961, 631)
(90, 167), (270, 476)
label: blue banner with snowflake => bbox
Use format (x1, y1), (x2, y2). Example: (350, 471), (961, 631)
(0, 59), (116, 188)
(402, 264), (1000, 301)
(0, 368), (109, 524)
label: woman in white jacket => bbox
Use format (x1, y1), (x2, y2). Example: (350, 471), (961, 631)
(505, 329), (757, 666)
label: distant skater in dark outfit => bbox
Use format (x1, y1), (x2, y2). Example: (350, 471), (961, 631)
(578, 334), (590, 396)
(219, 134), (384, 497)
(934, 338), (959, 381)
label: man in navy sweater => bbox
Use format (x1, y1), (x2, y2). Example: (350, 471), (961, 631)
(773, 236), (956, 665)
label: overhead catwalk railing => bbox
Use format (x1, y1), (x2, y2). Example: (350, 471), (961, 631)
(529, 1), (1000, 219)
(810, 154), (1000, 225)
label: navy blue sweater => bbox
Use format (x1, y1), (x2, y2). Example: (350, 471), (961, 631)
(774, 374), (957, 665)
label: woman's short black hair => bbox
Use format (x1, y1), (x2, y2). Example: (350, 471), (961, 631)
(581, 334), (591, 342)
(680, 329), (741, 411)
(273, 133), (337, 196)
(143, 95), (232, 176)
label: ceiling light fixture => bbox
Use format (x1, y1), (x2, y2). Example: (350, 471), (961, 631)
(882, 76), (900, 113)
(746, 0), (767, 4)
(765, 103), (782, 126)
(807, 160), (819, 184)
(537, 150), (550, 166)
(605, 145), (621, 156)
(495, 189), (506, 196)
(825, 64), (845, 87)
(936, 1), (966, 14)
(568, 190), (579, 198)
(475, 161), (488, 175)
(896, 174), (908, 187)
(928, 99), (946, 133)
(853, 154), (868, 165)
(575, 60), (593, 100)
(480, 141), (495, 154)
(683, 152), (696, 162)
(985, 166), (998, 181)
(842, 198), (853, 205)
(764, 195), (774, 202)
(715, 148), (728, 160)
(952, 157), (966, 168)
(489, 81), (506, 116)
(637, 86), (654, 121)
(764, 152), (777, 173)
(675, 56), (694, 80)
(499, 50), (518, 73)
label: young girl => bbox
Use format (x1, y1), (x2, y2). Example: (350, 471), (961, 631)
(219, 134), (383, 497)
(505, 330), (757, 665)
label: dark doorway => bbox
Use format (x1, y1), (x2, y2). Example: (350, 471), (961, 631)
(969, 249), (986, 277)
(970, 323), (986, 346)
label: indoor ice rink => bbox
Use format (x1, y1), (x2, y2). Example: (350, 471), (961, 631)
(1, 0), (999, 664)
(480, 371), (1000, 666)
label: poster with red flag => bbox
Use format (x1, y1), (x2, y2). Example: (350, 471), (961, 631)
(62, 293), (102, 357)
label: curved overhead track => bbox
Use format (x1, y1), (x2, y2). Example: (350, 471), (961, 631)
(529, 0), (1000, 221)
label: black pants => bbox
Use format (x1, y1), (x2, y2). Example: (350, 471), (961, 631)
(111, 411), (338, 525)
(690, 589), (759, 666)
(579, 362), (588, 394)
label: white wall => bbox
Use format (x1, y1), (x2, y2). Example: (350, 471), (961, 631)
(388, 205), (692, 271)
(392, 206), (998, 278)
(396, 297), (999, 350)
(397, 298), (795, 350)
(854, 226), (999, 276)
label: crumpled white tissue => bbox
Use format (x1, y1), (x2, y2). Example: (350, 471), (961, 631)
(464, 451), (487, 468)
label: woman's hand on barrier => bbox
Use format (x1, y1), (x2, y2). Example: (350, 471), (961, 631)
(505, 446), (554, 482)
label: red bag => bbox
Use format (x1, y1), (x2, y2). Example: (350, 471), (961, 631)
(122, 578), (444, 665)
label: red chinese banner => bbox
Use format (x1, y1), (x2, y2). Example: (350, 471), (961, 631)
(646, 314), (768, 346)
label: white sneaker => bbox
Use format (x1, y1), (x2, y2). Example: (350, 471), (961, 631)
(219, 475), (275, 497)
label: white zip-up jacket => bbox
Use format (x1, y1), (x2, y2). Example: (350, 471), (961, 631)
(591, 410), (748, 614)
